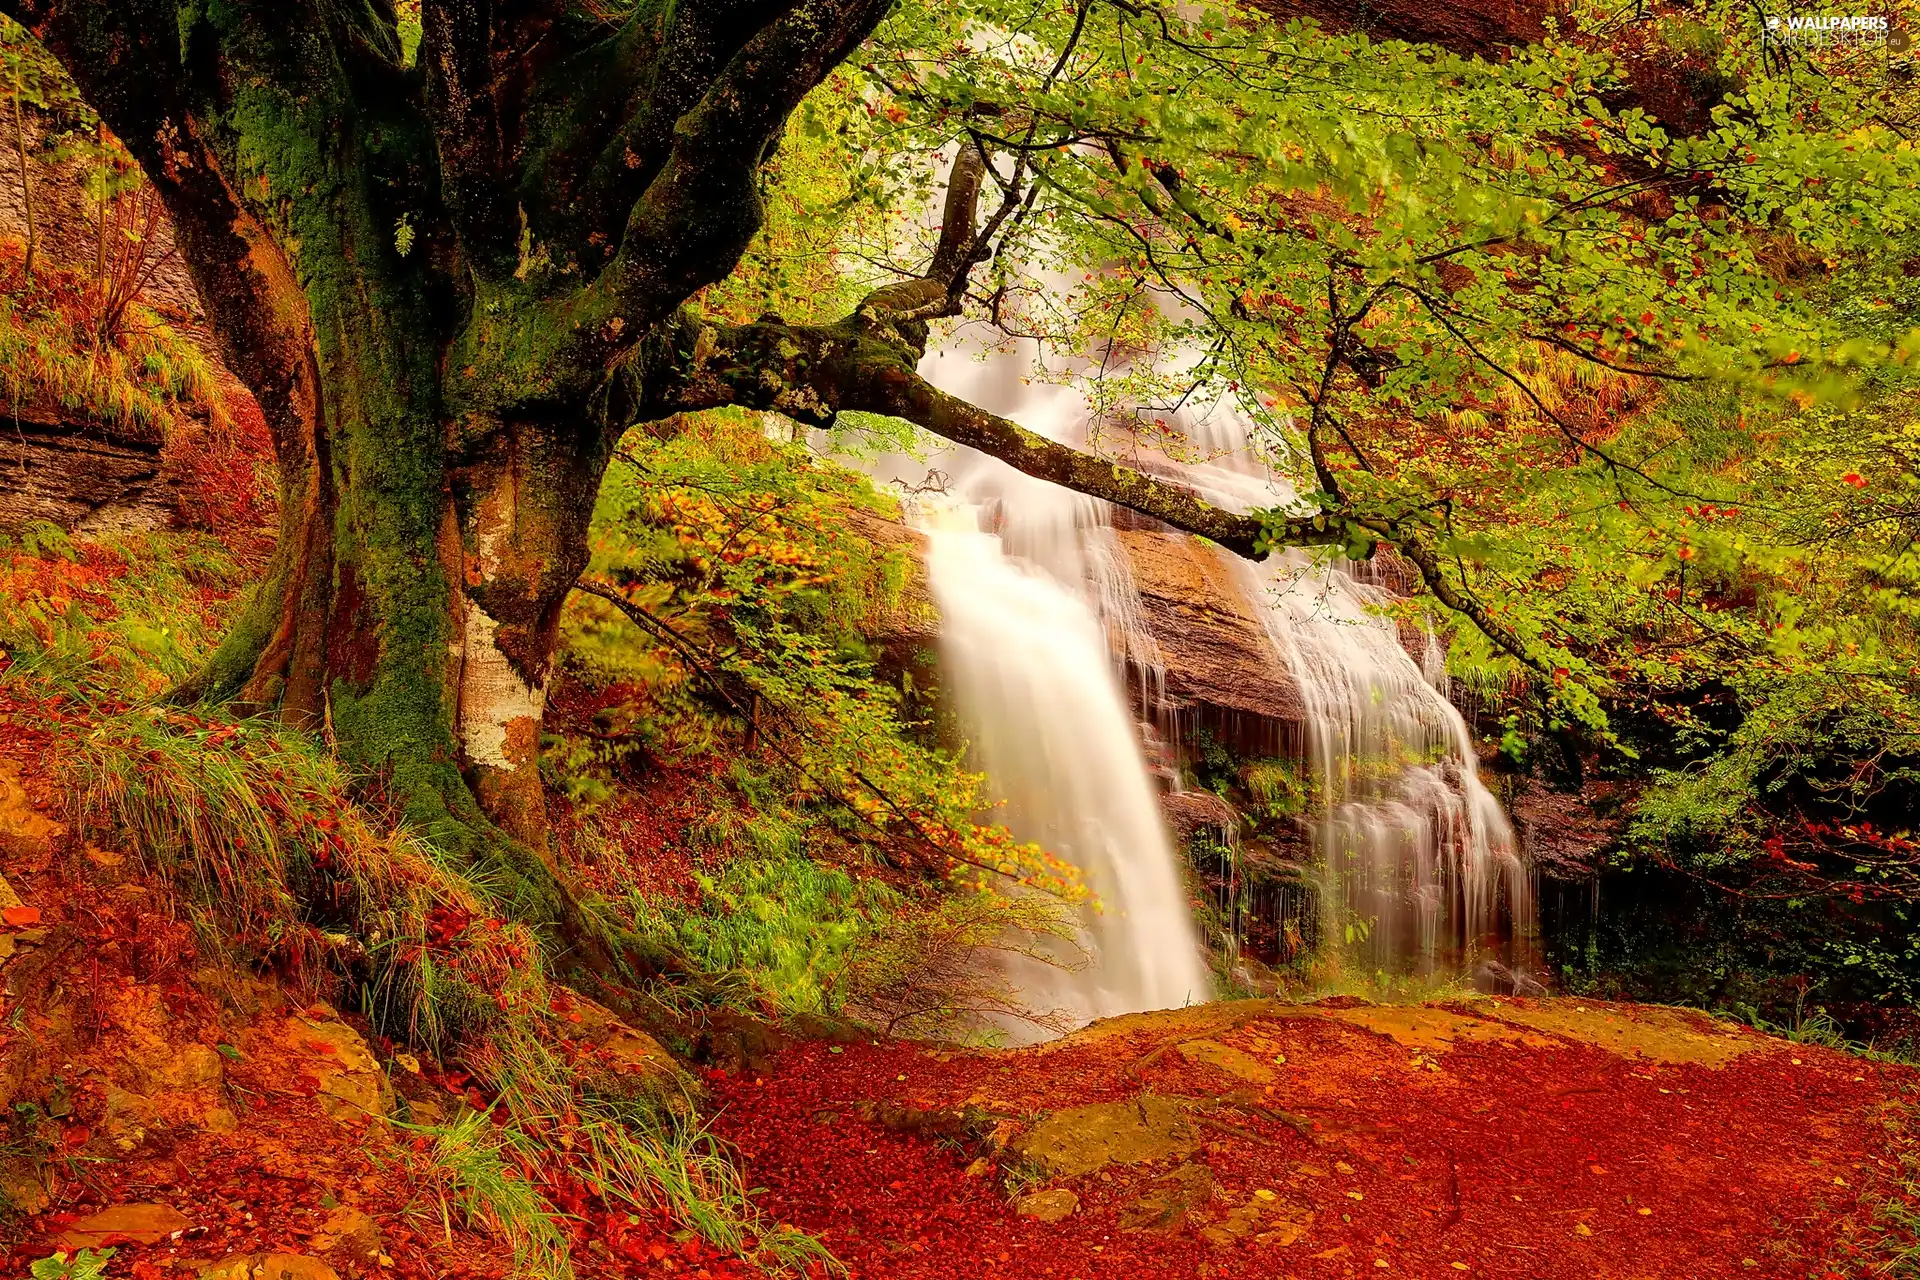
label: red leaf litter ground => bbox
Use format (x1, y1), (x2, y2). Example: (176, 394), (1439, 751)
(1, 685), (1912, 1280)
(709, 1000), (1914, 1280)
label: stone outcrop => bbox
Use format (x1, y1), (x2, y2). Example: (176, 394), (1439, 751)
(1159, 789), (1239, 844)
(1008, 1095), (1200, 1179)
(278, 1007), (394, 1122)
(1112, 528), (1303, 744)
(0, 104), (253, 535)
(1507, 778), (1637, 877)
(552, 989), (705, 1119)
(0, 403), (177, 533)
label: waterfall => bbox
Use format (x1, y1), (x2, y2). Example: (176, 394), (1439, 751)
(915, 500), (1213, 1034)
(860, 338), (1213, 1037)
(1170, 400), (1539, 982)
(844, 311), (1534, 1029)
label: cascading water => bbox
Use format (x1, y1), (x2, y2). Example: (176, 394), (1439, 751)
(916, 502), (1212, 1033)
(862, 338), (1214, 1037)
(1168, 401), (1539, 982)
(850, 281), (1532, 1027)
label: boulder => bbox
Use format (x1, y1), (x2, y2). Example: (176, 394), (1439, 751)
(0, 1155), (50, 1213)
(552, 991), (702, 1118)
(282, 1008), (393, 1121)
(1160, 790), (1239, 844)
(1009, 1095), (1199, 1179)
(98, 1084), (156, 1153)
(135, 1041), (225, 1095)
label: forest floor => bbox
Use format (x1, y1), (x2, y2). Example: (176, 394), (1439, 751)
(708, 997), (1910, 1280)
(0, 684), (1911, 1280)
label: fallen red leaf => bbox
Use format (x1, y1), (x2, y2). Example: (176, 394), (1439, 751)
(2, 906), (40, 926)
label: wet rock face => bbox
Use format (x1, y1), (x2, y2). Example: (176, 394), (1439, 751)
(1160, 790), (1239, 845)
(1507, 778), (1635, 876)
(1111, 529), (1303, 741)
(842, 509), (939, 646)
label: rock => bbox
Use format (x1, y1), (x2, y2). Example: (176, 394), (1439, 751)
(1471, 959), (1547, 997)
(402, 1095), (449, 1126)
(0, 410), (177, 533)
(842, 509), (939, 645)
(857, 1099), (1011, 1150)
(0, 1154), (50, 1213)
(311, 1206), (382, 1266)
(137, 1041), (225, 1094)
(1250, 1196), (1315, 1248)
(197, 1254), (342, 1280)
(1113, 529), (1303, 737)
(55, 1202), (190, 1248)
(1160, 790), (1239, 844)
(99, 1086), (156, 1153)
(1011, 1095), (1200, 1179)
(1200, 1200), (1262, 1247)
(1014, 1188), (1079, 1223)
(1119, 1161), (1215, 1232)
(1176, 1038), (1278, 1085)
(553, 991), (702, 1118)
(1507, 779), (1636, 876)
(0, 762), (62, 848)
(283, 1008), (394, 1120)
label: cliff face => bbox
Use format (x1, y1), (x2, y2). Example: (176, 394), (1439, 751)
(1111, 528), (1303, 750)
(0, 410), (175, 532)
(0, 107), (259, 536)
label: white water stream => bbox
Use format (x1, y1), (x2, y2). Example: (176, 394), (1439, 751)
(898, 341), (1214, 1036)
(846, 320), (1536, 1035)
(1165, 400), (1539, 980)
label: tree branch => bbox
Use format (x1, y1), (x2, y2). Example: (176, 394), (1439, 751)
(564, 0), (892, 364)
(633, 301), (1345, 559)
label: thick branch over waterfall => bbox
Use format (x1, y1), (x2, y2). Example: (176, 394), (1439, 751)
(635, 296), (1344, 560)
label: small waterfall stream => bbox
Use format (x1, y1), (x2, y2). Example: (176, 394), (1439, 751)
(916, 501), (1212, 1034)
(896, 341), (1213, 1036)
(1171, 403), (1539, 981)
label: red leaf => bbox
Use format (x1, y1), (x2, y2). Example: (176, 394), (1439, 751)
(1, 906), (40, 926)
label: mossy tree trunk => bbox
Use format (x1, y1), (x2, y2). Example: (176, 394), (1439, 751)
(4, 0), (1295, 961)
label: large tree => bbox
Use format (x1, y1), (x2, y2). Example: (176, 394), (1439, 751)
(0, 0), (1306, 952)
(5, 0), (1912, 961)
